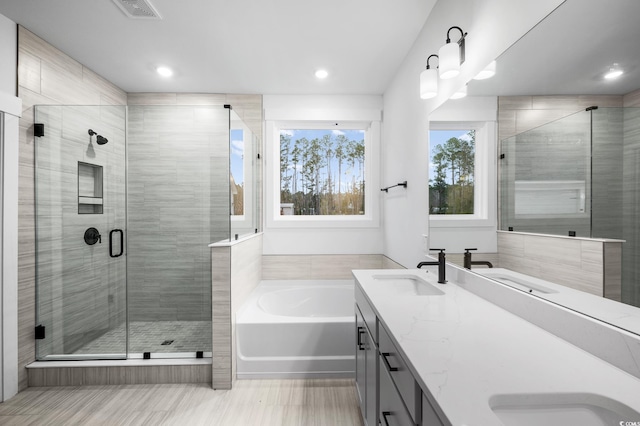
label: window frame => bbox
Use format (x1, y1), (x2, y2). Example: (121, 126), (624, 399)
(266, 119), (380, 229)
(428, 121), (497, 228)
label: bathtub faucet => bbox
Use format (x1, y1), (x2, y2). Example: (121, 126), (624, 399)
(417, 249), (446, 284)
(463, 248), (494, 269)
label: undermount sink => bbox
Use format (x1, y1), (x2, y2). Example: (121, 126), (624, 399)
(477, 269), (558, 294)
(489, 393), (640, 426)
(372, 274), (444, 296)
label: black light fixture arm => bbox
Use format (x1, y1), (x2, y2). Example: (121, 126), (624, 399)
(426, 54), (439, 70)
(380, 181), (408, 192)
(446, 26), (467, 44)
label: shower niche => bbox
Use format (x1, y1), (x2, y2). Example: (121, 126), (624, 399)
(77, 161), (103, 214)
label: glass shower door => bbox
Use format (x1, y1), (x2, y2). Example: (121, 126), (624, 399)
(35, 105), (127, 360)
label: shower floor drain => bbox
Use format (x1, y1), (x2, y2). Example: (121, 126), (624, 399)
(160, 340), (174, 345)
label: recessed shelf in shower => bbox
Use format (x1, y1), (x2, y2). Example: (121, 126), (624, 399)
(78, 161), (103, 214)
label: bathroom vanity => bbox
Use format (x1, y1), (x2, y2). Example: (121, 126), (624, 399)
(353, 267), (640, 426)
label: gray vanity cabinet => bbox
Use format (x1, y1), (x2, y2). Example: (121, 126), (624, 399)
(355, 286), (379, 426)
(355, 281), (448, 426)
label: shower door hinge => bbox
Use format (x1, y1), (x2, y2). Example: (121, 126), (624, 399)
(34, 123), (45, 137)
(35, 325), (45, 340)
(499, 153), (505, 159)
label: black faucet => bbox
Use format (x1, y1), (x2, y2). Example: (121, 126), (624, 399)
(463, 248), (494, 269)
(417, 249), (446, 284)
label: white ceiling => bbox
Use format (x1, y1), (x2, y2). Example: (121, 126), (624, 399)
(0, 0), (437, 95)
(1, 0), (639, 98)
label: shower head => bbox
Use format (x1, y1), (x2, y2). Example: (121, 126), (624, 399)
(96, 135), (108, 145)
(88, 129), (97, 136)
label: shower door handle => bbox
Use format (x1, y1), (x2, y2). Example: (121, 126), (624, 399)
(109, 229), (124, 258)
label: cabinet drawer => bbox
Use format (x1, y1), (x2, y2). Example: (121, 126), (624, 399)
(379, 361), (414, 426)
(379, 322), (420, 423)
(355, 284), (377, 344)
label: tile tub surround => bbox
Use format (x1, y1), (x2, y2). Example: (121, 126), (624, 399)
(497, 231), (622, 300)
(262, 254), (403, 280)
(353, 268), (640, 426)
(211, 233), (263, 390)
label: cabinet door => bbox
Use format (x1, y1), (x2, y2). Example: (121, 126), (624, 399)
(365, 325), (378, 426)
(355, 307), (367, 419)
(379, 363), (414, 426)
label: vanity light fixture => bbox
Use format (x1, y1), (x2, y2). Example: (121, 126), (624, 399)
(156, 66), (173, 77)
(450, 84), (467, 100)
(420, 54), (439, 99)
(604, 63), (623, 80)
(473, 60), (496, 80)
(439, 26), (467, 80)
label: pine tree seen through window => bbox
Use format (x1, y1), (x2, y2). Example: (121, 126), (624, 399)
(429, 129), (475, 215)
(280, 129), (365, 215)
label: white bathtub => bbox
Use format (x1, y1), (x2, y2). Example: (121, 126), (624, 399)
(236, 280), (355, 379)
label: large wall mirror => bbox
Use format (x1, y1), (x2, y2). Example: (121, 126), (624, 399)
(429, 0), (640, 335)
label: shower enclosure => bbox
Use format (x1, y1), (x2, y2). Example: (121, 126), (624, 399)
(499, 107), (640, 308)
(34, 104), (259, 360)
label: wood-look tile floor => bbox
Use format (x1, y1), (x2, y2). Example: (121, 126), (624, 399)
(0, 379), (363, 426)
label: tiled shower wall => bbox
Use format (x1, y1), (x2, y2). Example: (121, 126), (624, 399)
(17, 26), (128, 390)
(622, 90), (640, 306)
(126, 101), (229, 322)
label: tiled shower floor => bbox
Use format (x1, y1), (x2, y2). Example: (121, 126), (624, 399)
(74, 321), (212, 354)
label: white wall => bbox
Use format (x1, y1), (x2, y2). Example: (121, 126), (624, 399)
(0, 13), (16, 96)
(381, 0), (565, 268)
(263, 95), (384, 254)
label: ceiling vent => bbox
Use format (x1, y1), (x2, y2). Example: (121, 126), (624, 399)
(112, 0), (162, 19)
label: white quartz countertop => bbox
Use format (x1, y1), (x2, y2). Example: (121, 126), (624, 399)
(353, 268), (640, 426)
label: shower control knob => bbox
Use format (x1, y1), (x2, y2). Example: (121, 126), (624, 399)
(84, 227), (101, 245)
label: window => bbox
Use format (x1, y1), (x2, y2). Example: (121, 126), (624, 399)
(429, 129), (475, 215)
(429, 121), (496, 227)
(279, 129), (365, 216)
(265, 118), (380, 229)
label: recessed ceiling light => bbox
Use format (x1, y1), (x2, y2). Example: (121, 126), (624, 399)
(156, 66), (173, 77)
(315, 69), (329, 79)
(604, 63), (623, 80)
